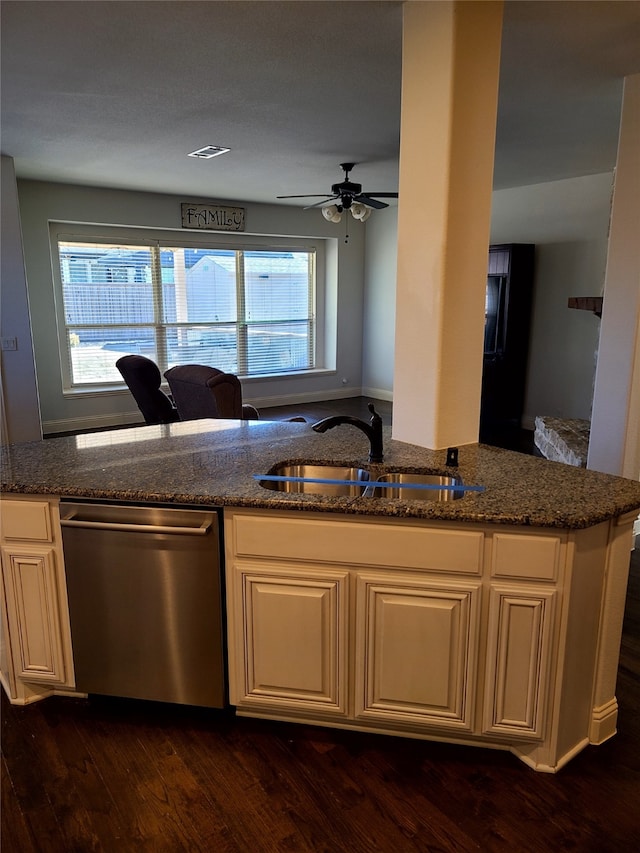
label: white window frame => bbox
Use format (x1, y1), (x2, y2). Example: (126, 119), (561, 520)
(50, 223), (326, 394)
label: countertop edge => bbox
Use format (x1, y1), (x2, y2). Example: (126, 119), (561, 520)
(2, 481), (639, 531)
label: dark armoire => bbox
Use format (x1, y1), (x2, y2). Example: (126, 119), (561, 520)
(480, 243), (535, 447)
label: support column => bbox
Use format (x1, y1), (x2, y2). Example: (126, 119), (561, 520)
(392, 1), (503, 449)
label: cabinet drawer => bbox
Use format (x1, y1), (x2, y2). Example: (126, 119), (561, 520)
(1, 500), (53, 543)
(229, 512), (483, 574)
(491, 532), (562, 581)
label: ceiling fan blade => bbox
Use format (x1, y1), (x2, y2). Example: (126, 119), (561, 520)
(304, 196), (341, 210)
(276, 194), (332, 199)
(361, 192), (398, 198)
(355, 194), (388, 210)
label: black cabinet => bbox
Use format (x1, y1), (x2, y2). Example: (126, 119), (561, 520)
(480, 244), (535, 447)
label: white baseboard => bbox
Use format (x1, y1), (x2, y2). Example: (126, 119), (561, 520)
(360, 386), (393, 403)
(252, 387), (364, 411)
(43, 410), (144, 436)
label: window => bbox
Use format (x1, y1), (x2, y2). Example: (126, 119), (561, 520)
(55, 238), (317, 388)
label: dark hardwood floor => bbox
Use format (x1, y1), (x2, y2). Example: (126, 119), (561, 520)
(262, 396), (394, 426)
(262, 396), (536, 455)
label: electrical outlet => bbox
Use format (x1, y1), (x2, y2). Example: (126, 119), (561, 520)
(1, 337), (17, 351)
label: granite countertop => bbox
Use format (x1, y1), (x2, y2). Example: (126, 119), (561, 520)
(2, 418), (640, 529)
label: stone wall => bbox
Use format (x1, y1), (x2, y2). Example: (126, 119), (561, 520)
(534, 416), (590, 467)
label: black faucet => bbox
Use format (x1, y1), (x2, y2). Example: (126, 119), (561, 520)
(312, 403), (384, 463)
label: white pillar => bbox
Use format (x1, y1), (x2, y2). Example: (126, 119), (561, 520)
(587, 74), (640, 479)
(392, 1), (503, 449)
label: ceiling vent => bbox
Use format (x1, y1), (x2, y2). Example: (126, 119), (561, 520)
(187, 146), (231, 159)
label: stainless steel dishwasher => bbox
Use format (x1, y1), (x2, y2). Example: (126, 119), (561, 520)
(60, 501), (225, 708)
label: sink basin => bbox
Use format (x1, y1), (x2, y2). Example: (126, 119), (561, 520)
(258, 465), (466, 501)
(258, 464), (370, 496)
(365, 473), (464, 502)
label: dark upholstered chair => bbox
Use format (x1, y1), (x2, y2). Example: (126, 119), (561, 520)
(116, 354), (179, 425)
(164, 364), (260, 421)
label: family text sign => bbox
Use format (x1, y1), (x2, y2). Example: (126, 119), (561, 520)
(181, 203), (245, 232)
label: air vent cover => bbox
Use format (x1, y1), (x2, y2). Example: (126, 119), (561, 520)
(187, 146), (231, 159)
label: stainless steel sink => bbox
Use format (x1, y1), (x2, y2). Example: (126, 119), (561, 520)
(258, 464), (370, 496)
(364, 472), (464, 502)
(258, 464), (466, 501)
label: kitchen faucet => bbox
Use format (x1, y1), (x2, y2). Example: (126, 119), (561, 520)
(311, 403), (384, 463)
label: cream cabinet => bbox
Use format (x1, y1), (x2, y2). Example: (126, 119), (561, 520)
(224, 508), (635, 772)
(225, 509), (487, 736)
(482, 583), (557, 739)
(228, 557), (481, 731)
(0, 495), (75, 704)
(481, 529), (560, 741)
(229, 562), (350, 716)
(354, 571), (481, 731)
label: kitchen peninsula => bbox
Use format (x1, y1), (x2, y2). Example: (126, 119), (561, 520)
(2, 418), (640, 772)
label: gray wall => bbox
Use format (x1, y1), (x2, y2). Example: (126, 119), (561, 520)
(0, 156), (41, 443)
(490, 172), (612, 428)
(362, 207), (397, 399)
(4, 169), (615, 438)
(361, 172), (613, 429)
(17, 179), (366, 434)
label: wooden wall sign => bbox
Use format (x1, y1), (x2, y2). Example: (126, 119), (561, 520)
(181, 203), (245, 232)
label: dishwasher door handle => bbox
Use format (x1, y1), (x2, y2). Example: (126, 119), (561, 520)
(60, 518), (212, 536)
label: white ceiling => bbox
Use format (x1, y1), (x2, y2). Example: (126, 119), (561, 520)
(1, 0), (639, 207)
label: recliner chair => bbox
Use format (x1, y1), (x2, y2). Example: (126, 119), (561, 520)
(164, 364), (260, 421)
(116, 354), (180, 425)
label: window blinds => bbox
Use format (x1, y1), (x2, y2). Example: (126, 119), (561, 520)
(58, 240), (316, 386)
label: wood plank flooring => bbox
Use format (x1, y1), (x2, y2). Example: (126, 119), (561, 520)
(261, 396), (536, 454)
(261, 396), (394, 426)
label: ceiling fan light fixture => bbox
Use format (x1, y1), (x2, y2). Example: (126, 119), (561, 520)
(322, 204), (342, 223)
(350, 202), (372, 222)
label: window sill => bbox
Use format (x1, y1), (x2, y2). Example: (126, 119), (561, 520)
(240, 368), (335, 384)
(62, 386), (132, 399)
(63, 368), (336, 398)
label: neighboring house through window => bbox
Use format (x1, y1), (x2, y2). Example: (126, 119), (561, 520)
(52, 229), (319, 390)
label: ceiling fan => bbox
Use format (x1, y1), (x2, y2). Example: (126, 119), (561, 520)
(276, 163), (398, 216)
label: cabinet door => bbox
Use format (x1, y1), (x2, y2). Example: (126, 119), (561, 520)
(1, 545), (71, 685)
(483, 584), (556, 740)
(355, 572), (481, 731)
(228, 562), (349, 717)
